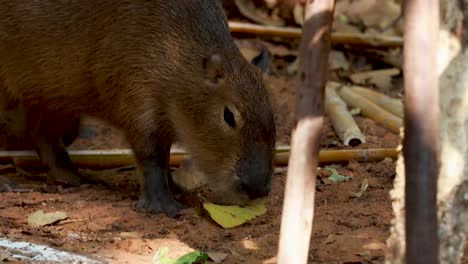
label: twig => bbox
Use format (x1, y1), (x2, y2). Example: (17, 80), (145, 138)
(277, 1), (336, 264)
(228, 21), (403, 48)
(57, 218), (89, 225)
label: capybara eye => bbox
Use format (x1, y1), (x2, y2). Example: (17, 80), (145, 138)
(224, 106), (236, 128)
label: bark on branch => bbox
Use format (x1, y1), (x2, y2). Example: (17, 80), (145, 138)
(277, 1), (336, 264)
(402, 0), (440, 263)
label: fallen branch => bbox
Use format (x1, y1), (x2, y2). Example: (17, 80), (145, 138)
(326, 82), (366, 146)
(228, 21), (403, 48)
(0, 148), (398, 169)
(337, 85), (403, 133)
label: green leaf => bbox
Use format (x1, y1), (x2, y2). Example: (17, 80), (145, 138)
(175, 251), (209, 264)
(153, 248), (209, 264)
(328, 173), (349, 182)
(338, 14), (349, 23)
(325, 166), (349, 183)
(203, 198), (267, 228)
(325, 166), (339, 175)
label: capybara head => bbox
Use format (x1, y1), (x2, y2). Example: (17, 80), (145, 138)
(170, 50), (276, 205)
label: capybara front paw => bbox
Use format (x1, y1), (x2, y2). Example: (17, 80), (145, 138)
(137, 196), (184, 217)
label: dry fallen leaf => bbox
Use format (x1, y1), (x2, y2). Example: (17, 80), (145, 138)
(334, 0), (351, 16)
(292, 4), (304, 25)
(329, 51), (350, 71)
(350, 179), (369, 198)
(234, 0), (285, 27)
(207, 251), (228, 263)
(260, 41), (297, 57)
(347, 0), (400, 31)
(332, 17), (362, 34)
(263, 0), (278, 9)
(349, 68), (400, 92)
(119, 232), (141, 239)
(27, 210), (68, 227)
(362, 48), (402, 68)
(240, 47), (262, 62)
(287, 58), (299, 75)
(333, 1), (362, 34)
(323, 234), (336, 245)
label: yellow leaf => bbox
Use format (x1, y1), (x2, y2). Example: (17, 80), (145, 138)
(203, 198), (267, 228)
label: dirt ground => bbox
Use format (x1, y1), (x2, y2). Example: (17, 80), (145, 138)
(0, 76), (467, 264)
(1, 3), (467, 264)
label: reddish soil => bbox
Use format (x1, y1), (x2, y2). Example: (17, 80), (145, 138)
(1, 73), (466, 263)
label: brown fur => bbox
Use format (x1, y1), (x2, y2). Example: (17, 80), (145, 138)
(0, 101), (80, 150)
(0, 0), (276, 217)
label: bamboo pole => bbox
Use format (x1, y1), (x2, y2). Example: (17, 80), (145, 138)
(337, 86), (403, 133)
(0, 148), (398, 169)
(325, 82), (366, 146)
(349, 85), (404, 118)
(228, 21), (403, 48)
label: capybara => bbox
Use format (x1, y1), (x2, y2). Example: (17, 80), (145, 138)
(0, 0), (276, 217)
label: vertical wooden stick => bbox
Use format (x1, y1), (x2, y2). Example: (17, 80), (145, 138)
(277, 1), (335, 263)
(403, 0), (440, 263)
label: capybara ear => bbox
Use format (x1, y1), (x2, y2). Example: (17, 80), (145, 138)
(203, 53), (225, 87)
(251, 49), (270, 73)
